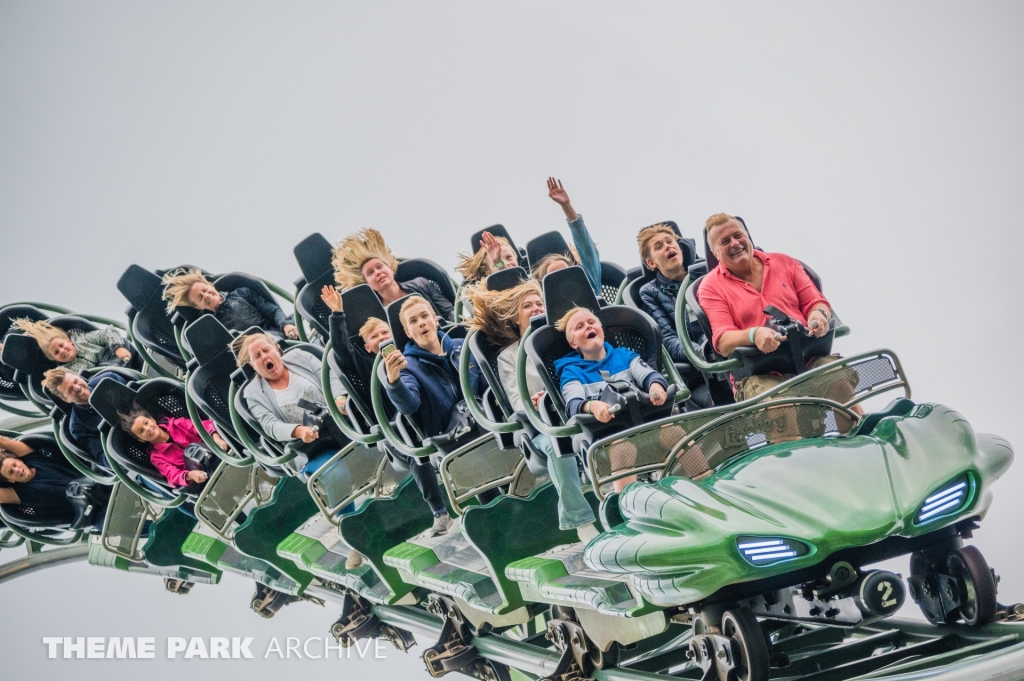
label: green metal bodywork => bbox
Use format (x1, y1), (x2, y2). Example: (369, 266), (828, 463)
(383, 482), (596, 615)
(507, 402), (1013, 614)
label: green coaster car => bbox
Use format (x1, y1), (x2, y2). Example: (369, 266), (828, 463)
(503, 351), (1014, 681)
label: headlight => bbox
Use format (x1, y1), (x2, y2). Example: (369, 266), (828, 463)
(914, 474), (972, 525)
(737, 536), (809, 567)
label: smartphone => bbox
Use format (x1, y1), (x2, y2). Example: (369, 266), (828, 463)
(380, 341), (397, 357)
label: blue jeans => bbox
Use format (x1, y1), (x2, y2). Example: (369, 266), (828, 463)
(533, 434), (595, 531)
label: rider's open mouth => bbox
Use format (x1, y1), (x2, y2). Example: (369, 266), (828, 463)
(586, 331), (598, 340)
(265, 360), (275, 372)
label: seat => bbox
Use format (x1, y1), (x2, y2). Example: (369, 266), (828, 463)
(1, 314), (121, 409)
(522, 267), (680, 448)
(292, 233), (338, 340)
(43, 365), (141, 484)
(117, 264), (186, 371)
(183, 315), (257, 465)
(394, 258), (458, 308)
(172, 271), (294, 357)
(0, 304), (49, 408)
(524, 229), (627, 304)
(463, 327), (551, 477)
(89, 376), (192, 505)
(230, 337), (339, 474)
(470, 224), (523, 261)
(324, 283), (393, 442)
(483, 267), (529, 292)
(684, 264), (837, 381)
(0, 434), (108, 538)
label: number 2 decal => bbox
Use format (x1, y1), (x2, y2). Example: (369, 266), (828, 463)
(878, 581), (896, 608)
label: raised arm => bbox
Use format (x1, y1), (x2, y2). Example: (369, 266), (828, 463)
(0, 434), (33, 458)
(548, 178), (601, 295)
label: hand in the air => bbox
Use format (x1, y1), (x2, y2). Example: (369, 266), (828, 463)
(547, 177), (571, 206)
(320, 285), (344, 313)
(480, 231), (505, 269)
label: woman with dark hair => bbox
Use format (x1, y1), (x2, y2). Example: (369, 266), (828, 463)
(119, 405), (228, 491)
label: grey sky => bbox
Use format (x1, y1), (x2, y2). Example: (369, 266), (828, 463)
(1, 2), (1023, 679)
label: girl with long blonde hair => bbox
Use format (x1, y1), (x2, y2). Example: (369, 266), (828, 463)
(465, 280), (598, 541)
(13, 319), (132, 374)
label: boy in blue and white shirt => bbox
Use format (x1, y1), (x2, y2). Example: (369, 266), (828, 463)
(553, 307), (668, 424)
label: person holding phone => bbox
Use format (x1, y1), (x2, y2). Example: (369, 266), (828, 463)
(382, 295), (485, 537)
(321, 284), (394, 412)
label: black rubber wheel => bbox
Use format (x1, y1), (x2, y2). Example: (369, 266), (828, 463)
(721, 609), (770, 681)
(947, 545), (998, 626)
(589, 641), (620, 670)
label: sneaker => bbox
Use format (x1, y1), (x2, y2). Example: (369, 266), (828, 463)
(344, 551), (364, 570)
(429, 514), (452, 537)
(576, 524), (601, 544)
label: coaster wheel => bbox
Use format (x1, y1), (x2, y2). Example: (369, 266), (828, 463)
(721, 608), (770, 681)
(947, 545), (998, 626)
(588, 641), (619, 670)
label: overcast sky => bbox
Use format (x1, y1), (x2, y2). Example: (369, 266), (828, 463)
(2, 2), (1023, 679)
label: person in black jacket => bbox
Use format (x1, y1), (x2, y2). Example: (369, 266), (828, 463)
(331, 228), (454, 322)
(636, 224), (712, 409)
(42, 367), (129, 467)
(161, 268), (299, 339)
(320, 284), (393, 412)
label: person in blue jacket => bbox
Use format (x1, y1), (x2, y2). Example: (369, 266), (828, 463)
(532, 178), (603, 297)
(554, 307), (668, 492)
(383, 295), (484, 537)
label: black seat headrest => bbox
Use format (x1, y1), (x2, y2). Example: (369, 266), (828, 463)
(0, 304), (49, 336)
(484, 267), (529, 292)
(395, 258), (457, 304)
(385, 295), (415, 351)
(117, 265), (165, 314)
(542, 266), (601, 325)
(526, 231), (571, 270)
(470, 224), (519, 259)
(89, 377), (138, 429)
(0, 333), (42, 374)
(293, 233), (335, 284)
(184, 315), (234, 368)
(341, 284), (388, 343)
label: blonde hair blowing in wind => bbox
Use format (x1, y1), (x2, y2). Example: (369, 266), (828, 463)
(332, 228), (400, 290)
(161, 267), (211, 314)
(455, 236), (512, 282)
(13, 319), (70, 360)
(464, 280), (543, 349)
(229, 332), (279, 368)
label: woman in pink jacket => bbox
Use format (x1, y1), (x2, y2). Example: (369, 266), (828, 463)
(120, 405), (228, 490)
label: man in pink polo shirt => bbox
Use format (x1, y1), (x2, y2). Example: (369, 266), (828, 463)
(697, 213), (842, 401)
